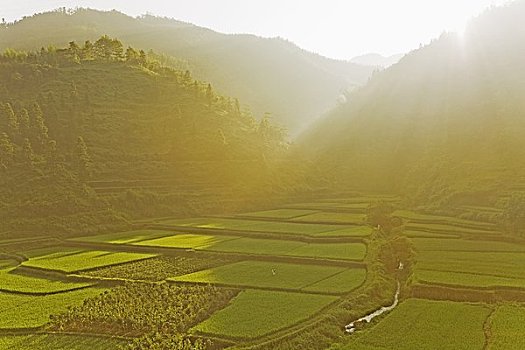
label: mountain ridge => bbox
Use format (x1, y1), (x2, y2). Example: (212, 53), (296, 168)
(0, 8), (375, 135)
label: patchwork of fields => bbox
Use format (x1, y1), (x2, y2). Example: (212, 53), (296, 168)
(2, 194), (524, 349)
(0, 196), (381, 347)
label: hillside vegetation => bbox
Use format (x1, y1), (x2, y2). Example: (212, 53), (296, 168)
(0, 36), (293, 235)
(301, 1), (525, 211)
(0, 8), (375, 134)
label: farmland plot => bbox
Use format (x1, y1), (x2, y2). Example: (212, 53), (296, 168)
(335, 299), (489, 350)
(193, 289), (338, 338)
(0, 268), (93, 293)
(22, 249), (156, 273)
(170, 261), (366, 294)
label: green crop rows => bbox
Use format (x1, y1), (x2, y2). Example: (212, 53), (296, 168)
(170, 260), (366, 294)
(136, 234), (366, 261)
(0, 288), (106, 329)
(21, 250), (157, 273)
(237, 209), (317, 219)
(0, 268), (93, 293)
(159, 217), (360, 236)
(0, 334), (126, 350)
(488, 305), (525, 349)
(193, 289), (337, 338)
(335, 299), (490, 350)
(294, 212), (367, 225)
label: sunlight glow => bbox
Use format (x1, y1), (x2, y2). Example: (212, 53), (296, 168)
(2, 0), (512, 59)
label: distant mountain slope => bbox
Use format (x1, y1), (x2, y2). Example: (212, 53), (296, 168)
(350, 53), (404, 68)
(301, 1), (525, 206)
(0, 8), (374, 135)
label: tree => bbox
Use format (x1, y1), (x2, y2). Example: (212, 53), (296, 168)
(206, 83), (214, 104)
(21, 138), (35, 164)
(0, 102), (19, 137)
(367, 201), (395, 233)
(93, 35), (124, 61)
(125, 46), (139, 63)
(75, 136), (92, 178)
(502, 194), (525, 237)
(29, 103), (49, 151)
(67, 41), (81, 63)
(82, 40), (94, 60)
(0, 132), (14, 169)
(139, 50), (147, 65)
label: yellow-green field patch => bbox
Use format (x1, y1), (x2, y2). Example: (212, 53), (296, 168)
(237, 209), (317, 219)
(193, 289), (338, 338)
(489, 305), (525, 349)
(302, 268), (366, 294)
(412, 238), (525, 252)
(0, 288), (106, 329)
(170, 261), (361, 293)
(71, 229), (171, 244)
(334, 299), (489, 350)
(415, 269), (525, 289)
(417, 251), (525, 280)
(0, 334), (126, 350)
(0, 268), (94, 294)
(293, 212), (367, 225)
(21, 250), (157, 273)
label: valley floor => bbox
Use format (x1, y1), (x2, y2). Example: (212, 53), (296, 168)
(1, 194), (524, 349)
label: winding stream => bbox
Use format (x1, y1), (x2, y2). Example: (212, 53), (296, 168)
(345, 281), (400, 334)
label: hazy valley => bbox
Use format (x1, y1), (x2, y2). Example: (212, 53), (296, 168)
(1, 2), (525, 350)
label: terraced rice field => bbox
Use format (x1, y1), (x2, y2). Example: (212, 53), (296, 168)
(0, 288), (106, 328)
(302, 268), (367, 294)
(0, 334), (126, 350)
(0, 268), (94, 293)
(412, 238), (525, 252)
(415, 269), (525, 289)
(393, 210), (496, 229)
(70, 229), (171, 244)
(21, 249), (157, 273)
(132, 233), (238, 250)
(334, 299), (490, 350)
(135, 234), (366, 261)
(416, 251), (525, 280)
(401, 230), (460, 239)
(159, 217), (365, 236)
(170, 261), (366, 294)
(237, 209), (317, 219)
(193, 289), (338, 338)
(293, 212), (367, 225)
(406, 223), (498, 237)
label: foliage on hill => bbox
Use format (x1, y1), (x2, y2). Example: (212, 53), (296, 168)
(0, 8), (374, 134)
(301, 1), (525, 211)
(0, 36), (293, 235)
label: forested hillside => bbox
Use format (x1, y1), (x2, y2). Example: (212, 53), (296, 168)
(301, 1), (525, 210)
(0, 8), (375, 134)
(0, 36), (297, 236)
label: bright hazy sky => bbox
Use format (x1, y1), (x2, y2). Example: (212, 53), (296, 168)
(2, 0), (512, 59)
